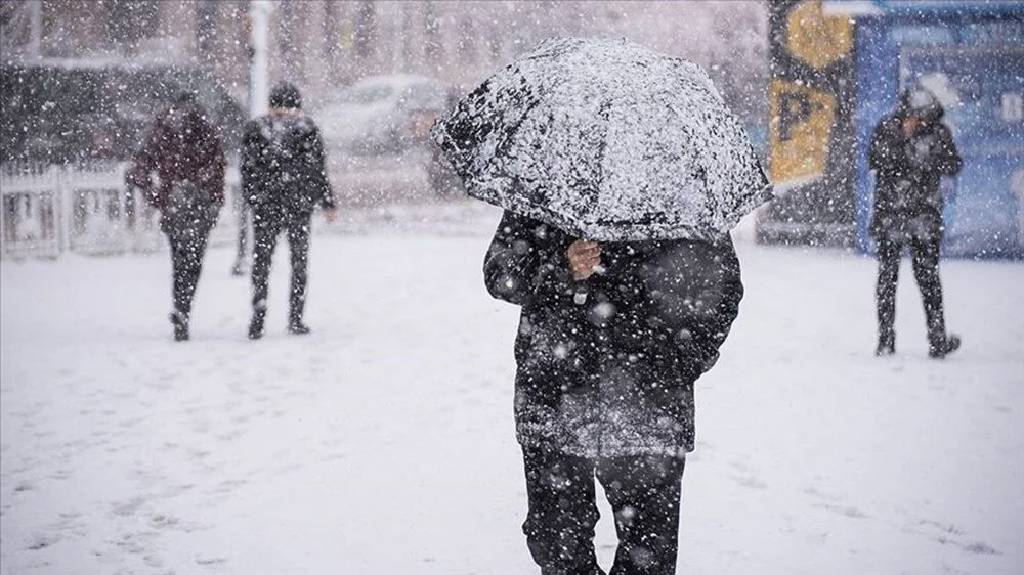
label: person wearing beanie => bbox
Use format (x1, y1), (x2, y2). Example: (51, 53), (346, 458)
(241, 81), (338, 339)
(868, 86), (963, 358)
(268, 81), (302, 110)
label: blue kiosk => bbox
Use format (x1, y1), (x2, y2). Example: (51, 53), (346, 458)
(830, 0), (1024, 258)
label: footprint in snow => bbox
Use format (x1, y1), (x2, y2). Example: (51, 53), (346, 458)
(916, 519), (1001, 556)
(147, 514), (180, 530)
(920, 519), (964, 536)
(731, 475), (767, 490)
(728, 459), (751, 473)
(111, 496), (146, 517)
(213, 479), (248, 494)
(27, 531), (61, 550)
(934, 536), (1001, 556)
(197, 555), (228, 567)
(814, 502), (868, 519)
(803, 485), (841, 502)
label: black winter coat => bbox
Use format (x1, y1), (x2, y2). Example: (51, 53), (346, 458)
(484, 211), (743, 457)
(241, 111), (336, 221)
(126, 102), (225, 211)
(869, 95), (962, 240)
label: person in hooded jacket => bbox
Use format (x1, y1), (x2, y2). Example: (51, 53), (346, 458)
(126, 91), (225, 342)
(242, 82), (337, 340)
(485, 211), (743, 575)
(869, 87), (962, 358)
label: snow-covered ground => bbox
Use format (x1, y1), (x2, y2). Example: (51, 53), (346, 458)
(2, 206), (1022, 575)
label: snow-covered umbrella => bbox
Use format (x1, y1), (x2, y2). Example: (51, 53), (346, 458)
(432, 37), (773, 242)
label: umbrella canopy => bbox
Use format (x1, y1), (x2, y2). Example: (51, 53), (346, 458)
(433, 37), (772, 242)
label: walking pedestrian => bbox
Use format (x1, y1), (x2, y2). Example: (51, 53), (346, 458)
(434, 38), (769, 574)
(126, 91), (225, 341)
(484, 213), (744, 574)
(241, 81), (337, 340)
(869, 87), (963, 358)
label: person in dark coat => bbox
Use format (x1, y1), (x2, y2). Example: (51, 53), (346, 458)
(126, 91), (225, 341)
(869, 87), (963, 358)
(484, 211), (743, 575)
(241, 81), (337, 340)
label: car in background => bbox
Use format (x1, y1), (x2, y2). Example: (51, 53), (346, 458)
(0, 62), (245, 165)
(315, 74), (448, 157)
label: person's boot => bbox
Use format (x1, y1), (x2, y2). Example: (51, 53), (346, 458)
(169, 311), (189, 342)
(288, 298), (309, 334)
(288, 319), (310, 336)
(875, 330), (895, 356)
(929, 334), (961, 359)
(248, 313), (265, 341)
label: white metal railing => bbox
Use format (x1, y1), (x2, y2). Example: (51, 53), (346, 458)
(1, 162), (243, 259)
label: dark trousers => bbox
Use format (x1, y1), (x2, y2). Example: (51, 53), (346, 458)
(876, 235), (946, 349)
(235, 196), (251, 270)
(522, 446), (686, 575)
(251, 212), (311, 325)
(165, 214), (212, 321)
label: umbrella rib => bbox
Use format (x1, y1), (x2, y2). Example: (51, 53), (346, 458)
(566, 98), (613, 235)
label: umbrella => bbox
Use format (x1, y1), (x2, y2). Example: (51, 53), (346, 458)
(432, 37), (772, 242)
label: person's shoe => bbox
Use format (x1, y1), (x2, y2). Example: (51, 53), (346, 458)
(248, 316), (265, 341)
(170, 311), (189, 342)
(929, 334), (961, 359)
(875, 333), (895, 356)
(288, 321), (311, 336)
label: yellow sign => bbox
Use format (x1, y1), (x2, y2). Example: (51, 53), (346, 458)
(769, 79), (836, 184)
(786, 0), (853, 71)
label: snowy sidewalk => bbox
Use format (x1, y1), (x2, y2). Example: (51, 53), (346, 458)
(2, 212), (1022, 574)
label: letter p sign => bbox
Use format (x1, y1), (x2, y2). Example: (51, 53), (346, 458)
(779, 92), (812, 141)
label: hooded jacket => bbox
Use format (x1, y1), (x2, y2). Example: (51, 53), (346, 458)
(868, 89), (962, 240)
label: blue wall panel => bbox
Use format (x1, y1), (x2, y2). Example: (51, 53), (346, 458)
(852, 8), (1024, 258)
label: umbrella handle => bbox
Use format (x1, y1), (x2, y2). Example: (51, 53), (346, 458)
(573, 285), (589, 305)
(572, 264), (605, 305)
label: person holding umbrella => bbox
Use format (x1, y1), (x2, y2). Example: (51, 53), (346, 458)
(434, 38), (771, 575)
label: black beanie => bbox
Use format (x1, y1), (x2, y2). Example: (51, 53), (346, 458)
(269, 81), (302, 109)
